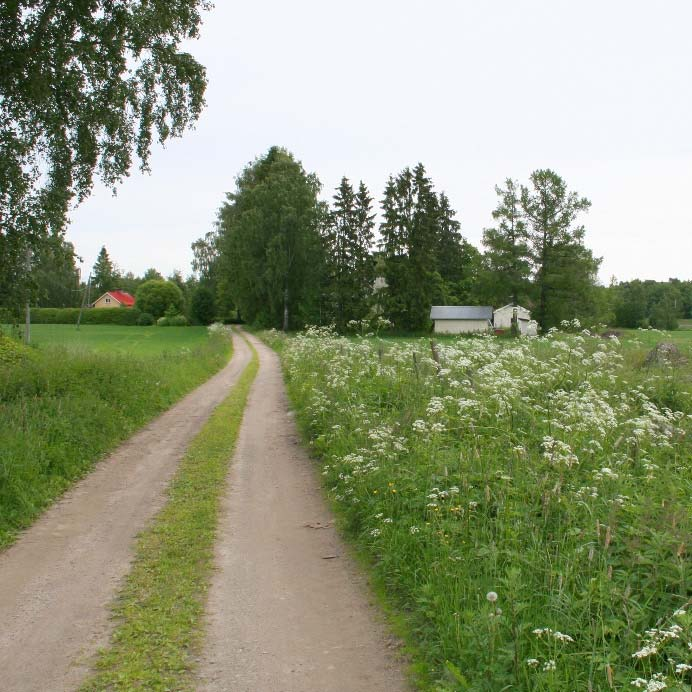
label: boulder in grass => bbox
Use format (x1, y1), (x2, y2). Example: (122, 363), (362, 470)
(644, 341), (686, 367)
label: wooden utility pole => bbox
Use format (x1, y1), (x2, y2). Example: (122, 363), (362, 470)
(24, 248), (31, 345)
(77, 274), (91, 330)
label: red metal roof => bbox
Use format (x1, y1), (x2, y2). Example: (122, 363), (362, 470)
(107, 290), (135, 307)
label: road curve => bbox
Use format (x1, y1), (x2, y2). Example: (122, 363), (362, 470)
(0, 330), (252, 692)
(200, 331), (408, 692)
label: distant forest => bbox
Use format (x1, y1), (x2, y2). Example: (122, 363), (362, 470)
(20, 147), (691, 332)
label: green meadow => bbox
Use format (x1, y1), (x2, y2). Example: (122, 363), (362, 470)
(7, 323), (213, 356)
(0, 325), (232, 549)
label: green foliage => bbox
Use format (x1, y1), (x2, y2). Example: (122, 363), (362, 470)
(0, 335), (33, 365)
(478, 179), (532, 307)
(157, 314), (189, 327)
(321, 178), (376, 329)
(135, 280), (184, 319)
(91, 246), (118, 296)
(614, 279), (688, 329)
(521, 170), (600, 330)
(30, 306), (141, 325)
(379, 164), (475, 331)
(81, 339), (258, 692)
(215, 146), (324, 329)
(136, 312), (155, 326)
(0, 1), (209, 310)
(275, 328), (692, 691)
(190, 284), (216, 324)
(32, 239), (81, 307)
(0, 328), (231, 549)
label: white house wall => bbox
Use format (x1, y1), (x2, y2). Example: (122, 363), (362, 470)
(433, 319), (490, 334)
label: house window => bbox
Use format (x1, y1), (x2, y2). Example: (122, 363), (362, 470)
(105, 298), (110, 303)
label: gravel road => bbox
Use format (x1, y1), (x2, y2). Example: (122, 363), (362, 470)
(199, 331), (408, 692)
(0, 331), (251, 692)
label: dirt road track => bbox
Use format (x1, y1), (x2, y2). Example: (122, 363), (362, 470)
(200, 331), (408, 692)
(0, 331), (251, 692)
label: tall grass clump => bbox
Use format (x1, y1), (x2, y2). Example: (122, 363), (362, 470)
(271, 325), (692, 691)
(0, 329), (231, 549)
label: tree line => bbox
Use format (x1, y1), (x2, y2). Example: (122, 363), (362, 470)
(21, 242), (217, 325)
(14, 145), (690, 332)
(195, 146), (673, 332)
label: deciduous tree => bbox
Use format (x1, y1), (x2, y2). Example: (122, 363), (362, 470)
(0, 0), (210, 309)
(215, 147), (323, 330)
(135, 279), (183, 319)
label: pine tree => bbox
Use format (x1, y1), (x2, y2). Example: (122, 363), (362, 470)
(520, 170), (599, 329)
(480, 179), (532, 307)
(92, 246), (117, 296)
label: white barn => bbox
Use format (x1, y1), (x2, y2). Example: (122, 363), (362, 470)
(430, 306), (493, 334)
(493, 304), (538, 335)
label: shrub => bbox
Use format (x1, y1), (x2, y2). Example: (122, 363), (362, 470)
(30, 307), (141, 325)
(190, 285), (216, 325)
(0, 335), (32, 364)
(156, 314), (189, 327)
(136, 312), (155, 326)
(135, 281), (184, 319)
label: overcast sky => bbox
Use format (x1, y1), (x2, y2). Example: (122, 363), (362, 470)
(67, 0), (692, 284)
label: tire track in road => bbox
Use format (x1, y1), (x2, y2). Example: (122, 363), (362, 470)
(0, 331), (252, 692)
(200, 331), (408, 692)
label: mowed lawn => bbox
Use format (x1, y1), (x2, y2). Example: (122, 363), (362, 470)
(15, 324), (212, 356)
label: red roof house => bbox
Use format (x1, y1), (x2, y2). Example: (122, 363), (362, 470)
(92, 290), (136, 308)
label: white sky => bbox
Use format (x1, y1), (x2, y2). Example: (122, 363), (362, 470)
(67, 0), (692, 283)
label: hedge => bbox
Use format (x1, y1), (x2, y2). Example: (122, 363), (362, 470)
(30, 307), (142, 325)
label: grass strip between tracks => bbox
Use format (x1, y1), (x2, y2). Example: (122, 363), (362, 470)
(81, 336), (259, 692)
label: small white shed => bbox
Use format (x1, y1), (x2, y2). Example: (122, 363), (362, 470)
(493, 304), (537, 335)
(430, 306), (493, 334)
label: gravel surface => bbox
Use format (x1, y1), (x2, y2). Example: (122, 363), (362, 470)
(0, 332), (251, 692)
(199, 331), (408, 692)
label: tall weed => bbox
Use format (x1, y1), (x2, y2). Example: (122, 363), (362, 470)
(273, 326), (692, 691)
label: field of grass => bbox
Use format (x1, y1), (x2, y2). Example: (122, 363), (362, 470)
(0, 325), (232, 549)
(264, 327), (692, 691)
(2, 323), (212, 356)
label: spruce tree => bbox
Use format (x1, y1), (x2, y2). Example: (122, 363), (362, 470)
(92, 246), (117, 296)
(408, 164), (439, 330)
(379, 164), (442, 331)
(322, 178), (376, 329)
(434, 192), (479, 304)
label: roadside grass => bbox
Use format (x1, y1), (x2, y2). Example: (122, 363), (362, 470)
(263, 327), (692, 691)
(0, 329), (231, 549)
(80, 338), (258, 692)
(1, 323), (212, 356)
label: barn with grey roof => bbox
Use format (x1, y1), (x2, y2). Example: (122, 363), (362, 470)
(430, 306), (493, 334)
